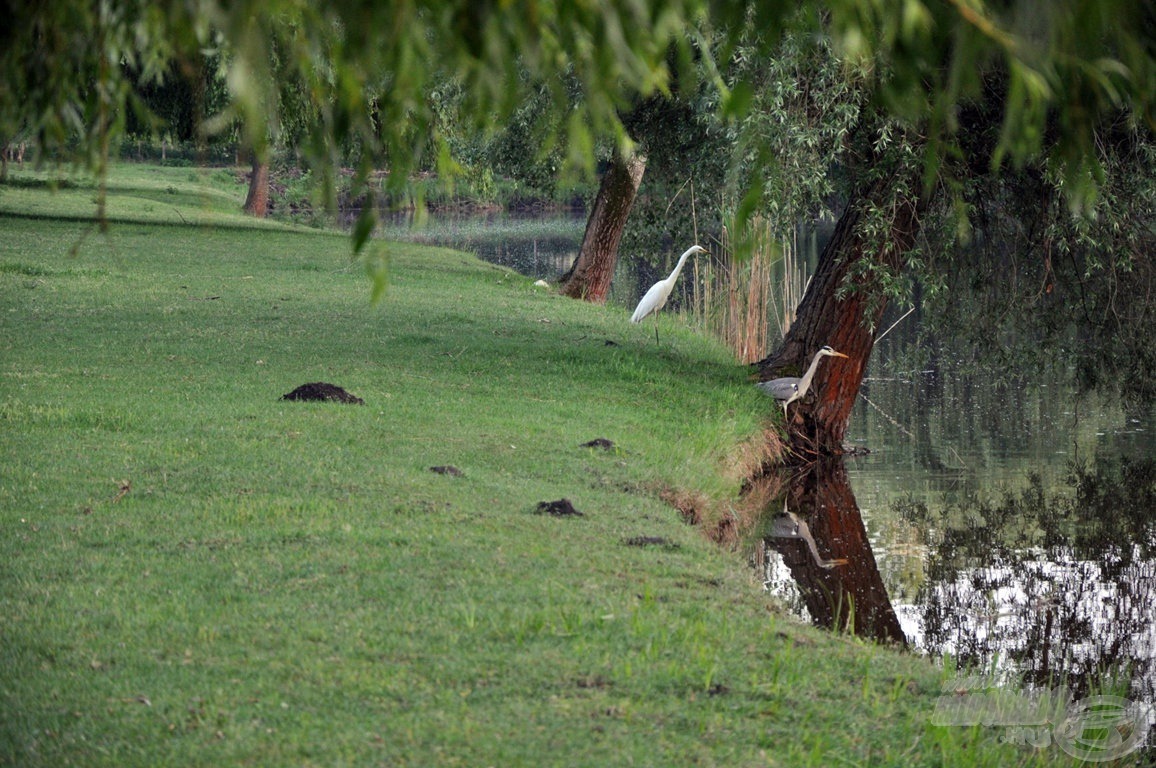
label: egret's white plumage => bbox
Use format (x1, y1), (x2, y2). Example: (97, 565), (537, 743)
(757, 345), (848, 417)
(630, 245), (707, 342)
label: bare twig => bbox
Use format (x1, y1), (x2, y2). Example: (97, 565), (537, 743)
(111, 480), (131, 504)
(874, 306), (915, 344)
(664, 175), (694, 217)
(857, 392), (914, 439)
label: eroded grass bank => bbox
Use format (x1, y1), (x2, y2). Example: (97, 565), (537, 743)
(0, 165), (1057, 766)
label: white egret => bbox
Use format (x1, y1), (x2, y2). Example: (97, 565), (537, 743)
(757, 345), (849, 418)
(630, 244), (707, 344)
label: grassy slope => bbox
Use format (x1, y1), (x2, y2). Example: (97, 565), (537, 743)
(0, 165), (1054, 766)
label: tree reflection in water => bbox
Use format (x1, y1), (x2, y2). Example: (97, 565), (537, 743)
(757, 455), (1156, 706)
(756, 459), (907, 645)
(907, 457), (1156, 702)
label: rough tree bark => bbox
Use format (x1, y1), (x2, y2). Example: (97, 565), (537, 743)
(242, 151), (270, 218)
(756, 173), (922, 455)
(559, 153), (646, 301)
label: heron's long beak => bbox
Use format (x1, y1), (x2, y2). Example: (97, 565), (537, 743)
(832, 351), (849, 358)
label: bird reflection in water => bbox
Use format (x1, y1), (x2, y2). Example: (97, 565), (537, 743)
(767, 504), (849, 570)
(758, 459), (908, 646)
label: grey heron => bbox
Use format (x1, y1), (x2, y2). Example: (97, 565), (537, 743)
(757, 345), (849, 418)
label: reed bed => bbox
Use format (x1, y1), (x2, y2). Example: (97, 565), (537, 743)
(689, 217), (811, 364)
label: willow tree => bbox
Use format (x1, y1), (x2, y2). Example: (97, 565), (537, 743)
(6, 1), (1151, 235)
(236, 13), (333, 218)
(560, 88), (721, 301)
(0, 1), (727, 233)
(755, 149), (926, 456)
(558, 151), (647, 301)
(743, 2), (1156, 455)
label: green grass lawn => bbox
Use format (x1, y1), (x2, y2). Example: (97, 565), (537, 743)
(0, 164), (1061, 766)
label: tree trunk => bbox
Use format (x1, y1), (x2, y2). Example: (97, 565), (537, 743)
(765, 459), (907, 644)
(559, 153), (646, 302)
(756, 173), (922, 455)
(242, 151), (270, 218)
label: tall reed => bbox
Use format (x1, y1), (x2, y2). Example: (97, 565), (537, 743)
(688, 217), (810, 364)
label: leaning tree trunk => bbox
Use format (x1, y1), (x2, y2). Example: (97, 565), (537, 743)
(242, 150), (270, 218)
(559, 153), (646, 301)
(757, 173), (922, 455)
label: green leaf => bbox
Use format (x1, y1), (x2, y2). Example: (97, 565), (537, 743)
(734, 183), (764, 234)
(351, 208), (376, 255)
(722, 81), (753, 120)
(363, 242), (390, 304)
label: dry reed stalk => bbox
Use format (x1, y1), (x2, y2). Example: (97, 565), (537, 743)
(723, 218), (775, 364)
(766, 225), (809, 341)
(685, 216), (811, 364)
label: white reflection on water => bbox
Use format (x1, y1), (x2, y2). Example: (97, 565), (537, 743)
(843, 344), (1156, 704)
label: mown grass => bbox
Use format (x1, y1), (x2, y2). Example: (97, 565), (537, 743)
(1, 164), (1063, 766)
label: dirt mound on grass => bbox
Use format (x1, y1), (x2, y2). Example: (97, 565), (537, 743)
(623, 536), (679, 549)
(280, 382), (365, 405)
(581, 438), (616, 450)
(535, 499), (583, 517)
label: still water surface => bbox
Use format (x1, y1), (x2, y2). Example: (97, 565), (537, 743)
(843, 347), (1154, 677)
(377, 210), (689, 309)
(391, 212), (1156, 750)
(832, 348), (1156, 758)
(377, 210), (584, 279)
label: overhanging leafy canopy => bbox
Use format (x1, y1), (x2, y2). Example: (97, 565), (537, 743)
(2, 0), (1154, 222)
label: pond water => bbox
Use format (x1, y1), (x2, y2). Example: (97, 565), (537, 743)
(763, 332), (1156, 655)
(377, 209), (585, 278)
(388, 211), (1156, 757)
(841, 339), (1155, 753)
(755, 340), (1156, 760)
(376, 210), (708, 311)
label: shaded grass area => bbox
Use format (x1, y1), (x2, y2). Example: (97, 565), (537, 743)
(0, 165), (1058, 766)
(0, 163), (285, 230)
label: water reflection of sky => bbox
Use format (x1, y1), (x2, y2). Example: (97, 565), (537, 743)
(843, 343), (1156, 707)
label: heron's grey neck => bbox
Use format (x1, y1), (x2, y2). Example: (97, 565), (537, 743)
(797, 350), (829, 394)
